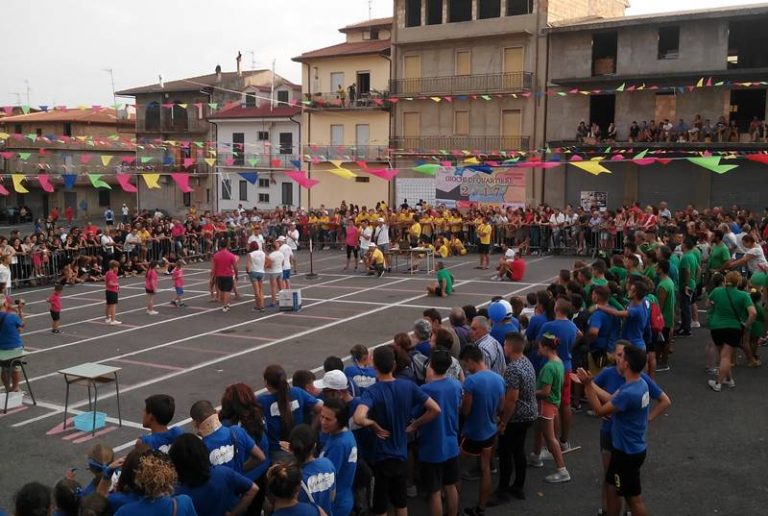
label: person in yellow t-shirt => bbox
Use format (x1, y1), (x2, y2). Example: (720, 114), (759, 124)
(476, 216), (492, 269)
(409, 215), (422, 248)
(318, 213), (331, 249)
(436, 237), (450, 258)
(420, 214), (434, 243)
(367, 243), (385, 277)
(450, 234), (467, 256)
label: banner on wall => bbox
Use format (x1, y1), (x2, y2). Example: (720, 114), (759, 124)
(580, 191), (608, 210)
(435, 167), (526, 209)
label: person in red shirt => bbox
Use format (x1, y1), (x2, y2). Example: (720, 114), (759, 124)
(492, 248), (527, 281)
(47, 283), (63, 334)
(104, 260), (121, 325)
(84, 222), (98, 238)
(145, 261), (159, 315)
(64, 206), (74, 226)
(211, 240), (239, 312)
(49, 206), (59, 223)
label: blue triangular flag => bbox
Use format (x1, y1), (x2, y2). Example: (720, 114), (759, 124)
(163, 156), (174, 165)
(238, 172), (259, 184)
(468, 165), (493, 174)
(63, 174), (77, 189)
(290, 159), (302, 170)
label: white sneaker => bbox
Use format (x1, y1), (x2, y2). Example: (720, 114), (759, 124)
(722, 378), (736, 388)
(110, 319), (123, 325)
(545, 468), (571, 483)
(490, 275), (501, 281)
(147, 310), (159, 315)
(104, 318), (112, 324)
(540, 449), (554, 461)
(527, 452), (544, 468)
(560, 441), (573, 452)
(222, 306), (230, 312)
(707, 379), (721, 392)
(691, 321), (701, 328)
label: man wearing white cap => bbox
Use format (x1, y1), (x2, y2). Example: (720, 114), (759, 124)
(314, 370), (353, 402)
(373, 217), (390, 253)
(277, 236), (294, 288)
(366, 243), (386, 278)
(286, 222), (300, 272)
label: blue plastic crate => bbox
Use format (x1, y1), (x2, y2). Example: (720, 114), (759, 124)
(73, 411), (106, 432)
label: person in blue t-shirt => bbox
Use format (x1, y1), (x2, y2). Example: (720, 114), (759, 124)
(190, 400), (265, 476)
(596, 280), (650, 350)
(490, 300), (521, 345)
(319, 398), (358, 516)
(344, 344), (377, 392)
(413, 319), (433, 356)
(266, 462), (328, 516)
(536, 299), (581, 451)
(115, 451), (197, 516)
(353, 345), (440, 516)
(257, 365), (323, 458)
(170, 434), (258, 516)
(417, 349), (462, 516)
(587, 286), (621, 373)
(138, 394), (184, 454)
(289, 424), (336, 516)
(0, 305), (25, 393)
(526, 292), (553, 373)
(581, 341), (671, 516)
(581, 344), (662, 516)
(458, 345), (506, 516)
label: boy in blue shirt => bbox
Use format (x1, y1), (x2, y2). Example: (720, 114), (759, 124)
(596, 279), (650, 351)
(459, 345), (506, 516)
(417, 349), (462, 516)
(137, 394), (184, 453)
(345, 344), (377, 391)
(353, 346), (440, 516)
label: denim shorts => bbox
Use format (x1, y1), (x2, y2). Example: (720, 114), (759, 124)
(248, 271), (264, 282)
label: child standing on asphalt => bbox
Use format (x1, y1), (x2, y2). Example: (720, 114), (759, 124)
(48, 283), (63, 334)
(145, 261), (159, 315)
(104, 260), (121, 325)
(171, 260), (186, 307)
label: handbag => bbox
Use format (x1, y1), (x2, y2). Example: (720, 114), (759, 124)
(724, 288), (747, 332)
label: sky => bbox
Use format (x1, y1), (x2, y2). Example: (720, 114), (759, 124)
(1, 0), (765, 107)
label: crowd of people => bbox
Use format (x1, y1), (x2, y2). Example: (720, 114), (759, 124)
(3, 198), (768, 515)
(576, 114), (768, 144)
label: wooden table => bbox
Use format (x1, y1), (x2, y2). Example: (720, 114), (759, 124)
(0, 348), (36, 413)
(386, 247), (435, 275)
(58, 363), (122, 435)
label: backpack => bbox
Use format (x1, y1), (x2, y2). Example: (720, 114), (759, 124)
(649, 299), (665, 334)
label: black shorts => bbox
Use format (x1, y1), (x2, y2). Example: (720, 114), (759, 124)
(106, 291), (118, 305)
(606, 449), (646, 498)
(460, 434), (496, 456)
(50, 310), (60, 322)
(346, 245), (359, 259)
(216, 276), (234, 293)
(106, 220), (114, 226)
(434, 286), (444, 297)
(372, 458), (408, 514)
(711, 328), (743, 348)
(599, 431), (613, 452)
(478, 243), (490, 255)
(420, 456), (459, 493)
(145, 288), (155, 295)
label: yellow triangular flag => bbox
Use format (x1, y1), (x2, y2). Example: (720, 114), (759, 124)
(695, 77), (704, 88)
(178, 104), (188, 109)
(329, 160), (344, 169)
(12, 174), (29, 193)
(0, 132), (9, 140)
(204, 158), (216, 167)
(142, 173), (161, 189)
(463, 157), (480, 165)
(101, 155), (113, 166)
(571, 161), (612, 176)
(328, 168), (357, 180)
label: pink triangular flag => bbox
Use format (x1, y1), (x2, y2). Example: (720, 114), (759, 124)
(80, 154), (93, 164)
(183, 158), (194, 169)
(171, 173), (193, 193)
(37, 174), (55, 193)
(116, 174), (138, 193)
(271, 158), (282, 168)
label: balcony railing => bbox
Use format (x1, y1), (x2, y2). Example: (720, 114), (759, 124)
(389, 72), (533, 96)
(215, 152), (300, 169)
(0, 135), (130, 151)
(302, 145), (390, 161)
(303, 92), (391, 111)
(137, 116), (209, 134)
(390, 135), (530, 153)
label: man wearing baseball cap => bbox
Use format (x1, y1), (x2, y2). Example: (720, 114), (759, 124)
(373, 217), (390, 253)
(366, 243), (386, 278)
(314, 370), (353, 402)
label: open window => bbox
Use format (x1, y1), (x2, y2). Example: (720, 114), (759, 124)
(657, 26), (679, 60)
(478, 0), (501, 19)
(592, 31), (617, 76)
(728, 18), (768, 69)
(144, 102), (161, 131)
(406, 0), (421, 27)
(427, 0), (443, 24)
(507, 0), (533, 16)
(449, 0), (472, 22)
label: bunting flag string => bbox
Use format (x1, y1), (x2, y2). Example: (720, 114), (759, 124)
(142, 173), (161, 189)
(170, 173), (193, 193)
(116, 174), (138, 193)
(11, 174), (28, 193)
(88, 174), (111, 189)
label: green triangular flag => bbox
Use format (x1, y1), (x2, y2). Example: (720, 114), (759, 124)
(18, 152), (31, 161)
(108, 134), (120, 141)
(88, 174), (112, 189)
(21, 105), (30, 114)
(140, 156), (153, 164)
(248, 158), (259, 167)
(603, 146), (611, 154)
(413, 164), (440, 176)
(25, 133), (37, 142)
(481, 95), (492, 101)
(615, 83), (625, 92)
(633, 149), (648, 160)
(687, 156), (739, 175)
(207, 102), (218, 110)
(194, 142), (203, 148)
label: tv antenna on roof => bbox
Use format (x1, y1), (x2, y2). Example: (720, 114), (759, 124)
(368, 0), (373, 19)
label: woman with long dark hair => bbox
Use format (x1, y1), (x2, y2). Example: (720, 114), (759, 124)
(257, 365), (321, 461)
(170, 433), (258, 516)
(318, 398), (357, 516)
(221, 382), (271, 515)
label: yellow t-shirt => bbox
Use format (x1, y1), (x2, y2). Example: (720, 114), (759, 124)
(409, 222), (422, 238)
(371, 248), (385, 265)
(319, 216), (330, 230)
(438, 245), (449, 258)
(477, 223), (492, 245)
(450, 216), (463, 233)
(137, 229), (151, 243)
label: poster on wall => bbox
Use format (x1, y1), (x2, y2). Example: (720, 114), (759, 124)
(435, 167), (526, 209)
(580, 191), (607, 210)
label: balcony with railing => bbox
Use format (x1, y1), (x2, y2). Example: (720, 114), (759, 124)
(215, 152), (301, 169)
(301, 145), (390, 162)
(136, 115), (209, 134)
(389, 72), (533, 96)
(390, 135), (530, 154)
(303, 91), (391, 111)
(0, 135), (131, 152)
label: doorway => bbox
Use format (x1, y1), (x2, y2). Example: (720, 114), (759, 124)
(356, 72), (371, 96)
(589, 94), (616, 138)
(730, 89), (767, 132)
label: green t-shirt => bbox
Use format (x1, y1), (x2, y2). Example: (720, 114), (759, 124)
(643, 265), (657, 283)
(680, 251), (698, 291)
(751, 304), (766, 338)
(657, 277), (676, 328)
(708, 287), (753, 330)
(708, 243), (731, 271)
(609, 296), (626, 310)
(609, 266), (627, 283)
(437, 268), (453, 295)
(537, 359), (564, 407)
(751, 272), (768, 288)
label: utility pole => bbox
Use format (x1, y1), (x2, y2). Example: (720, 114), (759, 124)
(271, 58), (276, 111)
(103, 68), (119, 132)
(24, 80), (30, 105)
(368, 0), (373, 19)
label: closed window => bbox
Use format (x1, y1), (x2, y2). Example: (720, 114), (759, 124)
(239, 180), (248, 201)
(221, 179), (231, 200)
(258, 131), (269, 141)
(183, 192), (191, 207)
(427, 0), (443, 24)
(355, 177), (370, 183)
(406, 0), (421, 27)
(232, 133), (245, 166)
(478, 0), (500, 19)
(258, 178), (270, 188)
(98, 190), (111, 207)
(456, 50), (471, 76)
(244, 93), (257, 107)
(277, 90), (289, 104)
(282, 182), (293, 206)
(279, 132), (293, 155)
(449, 0), (472, 22)
(258, 193), (270, 203)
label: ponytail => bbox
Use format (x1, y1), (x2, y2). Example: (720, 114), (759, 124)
(264, 365), (294, 438)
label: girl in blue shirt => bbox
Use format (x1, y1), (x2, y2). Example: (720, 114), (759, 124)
(289, 425), (336, 516)
(114, 451), (197, 516)
(318, 398), (358, 516)
(267, 462), (328, 516)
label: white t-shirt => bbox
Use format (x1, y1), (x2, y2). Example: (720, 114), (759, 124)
(123, 233), (140, 253)
(248, 250), (266, 274)
(267, 251), (284, 274)
(279, 243), (293, 271)
(359, 226), (373, 251)
(373, 224), (390, 246)
(101, 234), (115, 253)
(286, 229), (300, 251)
(247, 233), (265, 249)
(746, 246), (768, 274)
(0, 263), (11, 289)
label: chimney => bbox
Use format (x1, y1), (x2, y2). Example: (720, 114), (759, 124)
(236, 51), (243, 77)
(215, 64), (222, 82)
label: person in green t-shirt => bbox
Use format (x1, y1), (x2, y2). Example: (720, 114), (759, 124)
(678, 240), (699, 336)
(529, 334), (570, 483)
(427, 261), (453, 297)
(707, 271), (757, 392)
(656, 261), (676, 372)
(608, 255), (628, 284)
(749, 289), (765, 366)
(708, 230), (732, 272)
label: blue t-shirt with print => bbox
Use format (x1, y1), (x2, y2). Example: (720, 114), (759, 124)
(621, 303), (649, 349)
(140, 427), (185, 453)
(537, 319), (579, 371)
(348, 397), (376, 462)
(0, 312), (23, 349)
(344, 364), (377, 392)
(588, 310), (620, 352)
(201, 425), (255, 474)
(462, 370), (505, 442)
(491, 319), (521, 345)
(594, 367), (662, 435)
(220, 419), (271, 481)
(115, 495), (197, 516)
(417, 377), (462, 463)
(298, 458), (336, 516)
(526, 314), (548, 371)
(257, 387), (320, 450)
(320, 429), (357, 516)
(610, 378), (650, 454)
(360, 379), (429, 463)
(176, 465), (253, 516)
